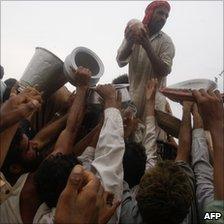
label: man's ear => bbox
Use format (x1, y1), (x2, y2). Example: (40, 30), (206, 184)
(9, 164), (23, 175)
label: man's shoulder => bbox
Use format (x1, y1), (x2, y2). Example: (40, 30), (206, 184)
(160, 31), (174, 44)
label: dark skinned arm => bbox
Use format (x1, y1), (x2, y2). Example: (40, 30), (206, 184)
(52, 67), (91, 155)
(0, 87), (42, 132)
(193, 89), (224, 200)
(116, 24), (136, 66)
(0, 87), (42, 167)
(31, 113), (68, 151)
(175, 101), (193, 163)
(72, 120), (103, 157)
(138, 28), (170, 77)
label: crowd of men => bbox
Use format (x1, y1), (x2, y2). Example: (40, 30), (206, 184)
(0, 1), (223, 224)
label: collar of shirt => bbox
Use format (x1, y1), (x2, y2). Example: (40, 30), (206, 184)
(149, 31), (163, 42)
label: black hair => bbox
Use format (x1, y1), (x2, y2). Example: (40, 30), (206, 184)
(112, 74), (129, 85)
(34, 153), (80, 208)
(3, 78), (18, 101)
(157, 140), (177, 160)
(137, 161), (193, 224)
(1, 127), (42, 182)
(123, 141), (146, 188)
(1, 128), (24, 179)
(0, 65), (4, 79)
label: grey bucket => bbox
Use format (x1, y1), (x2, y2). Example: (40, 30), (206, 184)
(64, 47), (104, 87)
(19, 47), (67, 98)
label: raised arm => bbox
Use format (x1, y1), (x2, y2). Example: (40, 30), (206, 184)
(0, 87), (42, 168)
(138, 28), (174, 77)
(142, 79), (158, 170)
(53, 67), (91, 155)
(0, 87), (42, 132)
(193, 89), (224, 200)
(91, 84), (125, 223)
(31, 113), (68, 151)
(73, 120), (102, 157)
(191, 103), (214, 220)
(116, 23), (136, 67)
(175, 101), (193, 163)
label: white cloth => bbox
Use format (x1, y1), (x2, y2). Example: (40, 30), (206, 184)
(0, 173), (55, 224)
(0, 80), (7, 102)
(78, 108), (125, 223)
(90, 107), (125, 224)
(142, 116), (158, 171)
(78, 146), (95, 171)
(0, 172), (13, 204)
(191, 128), (214, 220)
(91, 107), (125, 201)
(134, 116), (157, 171)
(117, 31), (175, 120)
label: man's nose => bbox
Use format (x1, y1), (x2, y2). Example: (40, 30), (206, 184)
(161, 14), (167, 21)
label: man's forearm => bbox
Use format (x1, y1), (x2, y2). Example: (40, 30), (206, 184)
(53, 86), (88, 155)
(209, 124), (224, 199)
(145, 99), (155, 117)
(117, 39), (133, 65)
(0, 123), (19, 168)
(176, 107), (192, 163)
(0, 109), (27, 132)
(32, 114), (68, 150)
(66, 87), (87, 133)
(144, 41), (169, 77)
(73, 123), (101, 157)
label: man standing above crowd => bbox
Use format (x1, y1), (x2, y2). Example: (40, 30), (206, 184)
(117, 0), (175, 121)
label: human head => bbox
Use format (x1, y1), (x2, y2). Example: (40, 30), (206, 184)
(34, 153), (80, 208)
(1, 128), (42, 180)
(123, 141), (146, 188)
(157, 140), (177, 160)
(3, 78), (19, 101)
(142, 1), (170, 33)
(0, 65), (4, 79)
(136, 160), (193, 224)
(112, 74), (129, 85)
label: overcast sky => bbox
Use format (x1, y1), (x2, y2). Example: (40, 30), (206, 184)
(1, 1), (223, 118)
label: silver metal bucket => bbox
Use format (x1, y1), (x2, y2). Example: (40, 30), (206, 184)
(64, 47), (104, 86)
(19, 47), (66, 98)
(87, 84), (131, 106)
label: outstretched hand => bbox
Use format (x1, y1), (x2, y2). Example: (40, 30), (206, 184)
(192, 89), (223, 130)
(96, 84), (118, 109)
(1, 86), (42, 119)
(70, 66), (92, 87)
(55, 165), (120, 224)
(97, 191), (120, 224)
(55, 165), (100, 224)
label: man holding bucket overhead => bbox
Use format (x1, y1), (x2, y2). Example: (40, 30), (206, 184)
(117, 0), (175, 123)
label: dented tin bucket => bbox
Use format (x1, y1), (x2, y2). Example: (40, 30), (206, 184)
(19, 47), (67, 98)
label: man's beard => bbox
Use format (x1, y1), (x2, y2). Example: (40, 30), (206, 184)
(149, 21), (165, 34)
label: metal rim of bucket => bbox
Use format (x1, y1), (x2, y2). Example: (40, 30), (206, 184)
(113, 83), (130, 89)
(167, 78), (217, 90)
(64, 46), (104, 86)
(71, 46), (104, 77)
(35, 47), (63, 63)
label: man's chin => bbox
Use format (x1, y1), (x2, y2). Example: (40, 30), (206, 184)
(22, 153), (43, 171)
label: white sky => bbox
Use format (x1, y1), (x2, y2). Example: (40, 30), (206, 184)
(1, 1), (223, 118)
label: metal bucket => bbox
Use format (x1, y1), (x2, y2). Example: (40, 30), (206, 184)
(19, 47), (66, 98)
(87, 84), (131, 107)
(64, 47), (104, 86)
